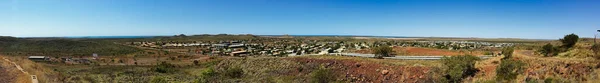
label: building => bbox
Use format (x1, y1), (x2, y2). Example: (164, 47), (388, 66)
(28, 56), (49, 61)
(230, 51), (249, 56)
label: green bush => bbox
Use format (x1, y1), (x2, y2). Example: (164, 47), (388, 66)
(441, 55), (480, 83)
(223, 67), (243, 78)
(310, 68), (336, 83)
(502, 47), (514, 59)
(154, 62), (176, 73)
(540, 43), (558, 57)
(372, 45), (394, 59)
(560, 33), (579, 48)
(195, 68), (217, 83)
(496, 59), (525, 82)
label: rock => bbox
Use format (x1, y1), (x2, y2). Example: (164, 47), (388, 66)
(381, 70), (389, 75)
(355, 63), (361, 67)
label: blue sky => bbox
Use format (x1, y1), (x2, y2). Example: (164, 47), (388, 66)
(1, 0), (599, 39)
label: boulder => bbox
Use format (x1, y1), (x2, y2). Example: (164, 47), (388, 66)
(381, 70), (389, 75)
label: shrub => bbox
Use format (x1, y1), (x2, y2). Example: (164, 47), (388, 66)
(484, 51), (493, 55)
(196, 68), (217, 83)
(544, 77), (568, 83)
(151, 76), (168, 83)
(154, 61), (176, 73)
(310, 68), (336, 83)
(560, 33), (579, 48)
(441, 55), (480, 83)
(496, 59), (525, 82)
(372, 45), (394, 59)
(193, 60), (199, 65)
(502, 47), (514, 59)
(223, 67), (243, 78)
(540, 43), (558, 57)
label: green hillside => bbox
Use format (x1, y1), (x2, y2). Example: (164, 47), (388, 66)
(0, 37), (141, 56)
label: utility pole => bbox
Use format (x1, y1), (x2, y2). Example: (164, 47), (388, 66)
(594, 30), (600, 58)
(596, 30), (600, 44)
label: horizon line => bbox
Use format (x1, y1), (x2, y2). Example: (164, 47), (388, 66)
(10, 34), (558, 40)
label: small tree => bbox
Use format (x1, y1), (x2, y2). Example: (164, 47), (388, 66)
(441, 55), (480, 83)
(496, 59), (525, 82)
(502, 47), (514, 59)
(560, 33), (579, 48)
(540, 43), (557, 57)
(372, 45), (394, 59)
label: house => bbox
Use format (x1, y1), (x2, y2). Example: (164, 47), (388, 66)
(230, 51), (249, 56)
(28, 56), (49, 61)
(228, 44), (245, 48)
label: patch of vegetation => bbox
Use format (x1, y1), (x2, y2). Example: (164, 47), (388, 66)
(310, 68), (337, 83)
(560, 33), (578, 48)
(540, 43), (559, 57)
(0, 38), (141, 56)
(223, 67), (244, 78)
(496, 59), (525, 82)
(154, 62), (176, 73)
(502, 47), (514, 59)
(151, 76), (168, 83)
(544, 77), (569, 83)
(195, 68), (217, 83)
(441, 55), (480, 83)
(372, 45), (394, 59)
(193, 60), (199, 65)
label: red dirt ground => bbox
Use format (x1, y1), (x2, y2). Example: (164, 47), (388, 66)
(288, 58), (437, 83)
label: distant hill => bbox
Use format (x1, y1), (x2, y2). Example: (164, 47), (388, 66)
(0, 37), (142, 56)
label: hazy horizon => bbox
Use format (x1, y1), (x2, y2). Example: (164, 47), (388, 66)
(2, 0), (600, 39)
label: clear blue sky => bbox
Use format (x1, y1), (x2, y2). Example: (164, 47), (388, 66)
(1, 0), (599, 39)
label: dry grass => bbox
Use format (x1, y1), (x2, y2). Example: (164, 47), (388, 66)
(0, 55), (31, 83)
(292, 55), (442, 67)
(1, 55), (61, 83)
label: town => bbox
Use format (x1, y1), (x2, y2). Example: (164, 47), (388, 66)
(127, 38), (515, 57)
